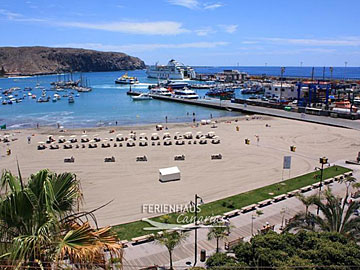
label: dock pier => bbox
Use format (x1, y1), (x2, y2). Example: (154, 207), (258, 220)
(149, 94), (360, 130)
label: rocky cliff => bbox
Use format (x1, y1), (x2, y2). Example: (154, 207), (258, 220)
(0, 46), (145, 76)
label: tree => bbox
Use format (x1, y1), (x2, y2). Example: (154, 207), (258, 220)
(339, 175), (357, 198)
(207, 221), (231, 253)
(286, 188), (360, 240)
(0, 169), (123, 267)
(154, 230), (188, 270)
(205, 253), (237, 269)
(230, 231), (360, 270)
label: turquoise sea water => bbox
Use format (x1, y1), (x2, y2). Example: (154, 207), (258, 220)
(0, 66), (359, 129)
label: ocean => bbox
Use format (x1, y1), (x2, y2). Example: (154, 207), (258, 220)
(0, 66), (359, 129)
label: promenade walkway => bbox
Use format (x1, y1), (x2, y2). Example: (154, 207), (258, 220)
(151, 95), (360, 131)
(122, 160), (358, 270)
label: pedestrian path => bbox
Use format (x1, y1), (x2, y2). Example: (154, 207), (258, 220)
(122, 161), (358, 269)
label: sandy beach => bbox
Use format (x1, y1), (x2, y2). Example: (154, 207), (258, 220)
(0, 116), (359, 227)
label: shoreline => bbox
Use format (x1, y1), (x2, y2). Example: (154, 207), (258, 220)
(2, 115), (244, 133)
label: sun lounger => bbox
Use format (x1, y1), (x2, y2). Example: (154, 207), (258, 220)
(174, 155), (185, 161)
(211, 154), (222, 160)
(175, 140), (185, 145)
(104, 156), (115, 162)
(58, 139), (66, 143)
(164, 140), (172, 146)
(64, 156), (75, 163)
(199, 139), (207, 144)
(211, 139), (220, 144)
(136, 155), (147, 162)
(63, 144), (73, 149)
(37, 145), (46, 150)
(49, 144), (59, 150)
(88, 144), (97, 148)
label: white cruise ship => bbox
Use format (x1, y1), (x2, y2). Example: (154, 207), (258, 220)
(146, 59), (196, 80)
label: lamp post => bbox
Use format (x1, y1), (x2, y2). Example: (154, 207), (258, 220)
(251, 215), (256, 236)
(280, 67), (285, 103)
(315, 157), (329, 215)
(344, 61), (348, 83)
(190, 194), (203, 267)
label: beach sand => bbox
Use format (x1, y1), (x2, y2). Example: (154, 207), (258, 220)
(0, 116), (359, 227)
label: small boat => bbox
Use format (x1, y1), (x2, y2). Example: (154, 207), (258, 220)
(2, 100), (7, 105)
(173, 89), (199, 99)
(150, 87), (172, 96)
(68, 96), (75, 103)
(115, 73), (139, 84)
(132, 93), (152, 101)
(52, 97), (57, 102)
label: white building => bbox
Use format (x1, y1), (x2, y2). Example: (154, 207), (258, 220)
(264, 82), (303, 100)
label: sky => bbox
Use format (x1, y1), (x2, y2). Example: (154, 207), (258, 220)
(0, 0), (360, 66)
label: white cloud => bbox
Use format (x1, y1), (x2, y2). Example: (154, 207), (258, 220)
(167, 0), (199, 9)
(257, 37), (360, 46)
(204, 3), (223, 9)
(195, 26), (215, 36)
(218, 24), (238, 34)
(168, 0), (223, 10)
(0, 9), (22, 20)
(58, 21), (189, 35)
(56, 42), (229, 53)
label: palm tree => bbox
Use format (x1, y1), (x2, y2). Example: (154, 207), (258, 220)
(296, 193), (317, 218)
(207, 221), (231, 253)
(154, 230), (188, 270)
(0, 169), (123, 267)
(339, 175), (357, 198)
(286, 188), (360, 239)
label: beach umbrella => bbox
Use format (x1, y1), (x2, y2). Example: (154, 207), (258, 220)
(164, 137), (171, 141)
(93, 134), (99, 137)
(70, 135), (77, 138)
(89, 139), (96, 143)
(140, 133), (146, 136)
(116, 133), (123, 137)
(152, 133), (158, 136)
(37, 141), (45, 144)
(213, 136), (220, 139)
(81, 135), (88, 138)
(140, 138), (147, 142)
(58, 136), (64, 138)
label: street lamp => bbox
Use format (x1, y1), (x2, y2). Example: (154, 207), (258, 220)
(190, 194), (203, 267)
(251, 215), (256, 236)
(280, 67), (285, 103)
(315, 157), (329, 215)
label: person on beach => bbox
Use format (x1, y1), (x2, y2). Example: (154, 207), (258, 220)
(165, 116), (168, 123)
(193, 117), (196, 124)
(36, 123), (39, 129)
(27, 136), (31, 144)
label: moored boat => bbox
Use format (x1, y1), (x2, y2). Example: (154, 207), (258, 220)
(132, 93), (152, 101)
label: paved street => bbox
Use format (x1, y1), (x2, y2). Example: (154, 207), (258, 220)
(122, 160), (358, 270)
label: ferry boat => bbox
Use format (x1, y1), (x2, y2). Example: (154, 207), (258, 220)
(146, 59), (196, 80)
(150, 87), (172, 96)
(115, 74), (139, 84)
(173, 89), (199, 99)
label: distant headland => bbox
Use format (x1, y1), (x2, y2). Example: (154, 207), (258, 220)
(0, 46), (145, 76)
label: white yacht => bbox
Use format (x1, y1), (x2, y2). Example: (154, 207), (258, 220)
(146, 59), (196, 80)
(174, 89), (199, 99)
(132, 93), (152, 101)
(150, 87), (172, 96)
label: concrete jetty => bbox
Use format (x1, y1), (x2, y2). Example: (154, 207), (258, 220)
(150, 94), (360, 130)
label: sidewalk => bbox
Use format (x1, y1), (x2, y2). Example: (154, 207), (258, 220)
(122, 160), (358, 270)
